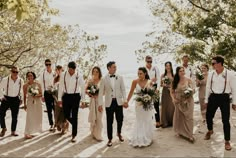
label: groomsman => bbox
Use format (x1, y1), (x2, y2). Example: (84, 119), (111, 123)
(204, 55), (236, 151)
(58, 61), (85, 142)
(0, 66), (24, 137)
(145, 55), (161, 128)
(98, 61), (128, 147)
(181, 54), (195, 81)
(39, 59), (55, 131)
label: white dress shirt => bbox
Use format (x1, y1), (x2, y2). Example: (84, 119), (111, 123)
(205, 68), (236, 104)
(58, 70), (85, 102)
(183, 65), (195, 79)
(0, 75), (24, 99)
(38, 70), (54, 92)
(146, 66), (160, 89)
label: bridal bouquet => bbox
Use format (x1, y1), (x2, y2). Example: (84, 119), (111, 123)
(183, 87), (193, 99)
(86, 82), (99, 96)
(135, 87), (159, 111)
(28, 85), (39, 96)
(195, 68), (204, 80)
(162, 76), (171, 85)
(47, 85), (57, 95)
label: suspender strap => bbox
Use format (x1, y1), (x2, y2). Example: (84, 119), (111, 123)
(6, 77), (21, 96)
(74, 72), (79, 93)
(210, 70), (227, 94)
(64, 71), (68, 93)
(222, 70), (227, 93)
(18, 79), (22, 96)
(43, 71), (46, 91)
(64, 71), (79, 94)
(6, 76), (9, 96)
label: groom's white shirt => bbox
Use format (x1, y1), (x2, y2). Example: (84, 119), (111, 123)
(98, 73), (127, 107)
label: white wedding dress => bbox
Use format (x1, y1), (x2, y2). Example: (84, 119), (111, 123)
(129, 83), (154, 147)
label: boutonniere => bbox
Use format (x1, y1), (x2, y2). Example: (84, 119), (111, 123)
(222, 74), (226, 79)
(115, 76), (118, 80)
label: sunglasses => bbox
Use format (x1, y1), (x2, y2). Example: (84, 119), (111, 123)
(146, 60), (152, 63)
(12, 71), (19, 74)
(45, 64), (51, 66)
(211, 62), (217, 66)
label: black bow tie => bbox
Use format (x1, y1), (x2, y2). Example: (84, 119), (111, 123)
(110, 75), (116, 78)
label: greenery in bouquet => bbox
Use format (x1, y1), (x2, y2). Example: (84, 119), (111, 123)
(86, 82), (99, 96)
(183, 87), (193, 99)
(195, 68), (204, 80)
(135, 87), (159, 111)
(47, 85), (57, 95)
(28, 85), (39, 96)
(162, 76), (171, 85)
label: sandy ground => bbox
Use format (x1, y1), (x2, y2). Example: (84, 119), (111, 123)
(0, 102), (236, 157)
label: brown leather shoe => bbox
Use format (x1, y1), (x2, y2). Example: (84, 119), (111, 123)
(107, 140), (112, 147)
(225, 142), (232, 151)
(204, 130), (213, 140)
(117, 134), (124, 142)
(0, 128), (7, 137)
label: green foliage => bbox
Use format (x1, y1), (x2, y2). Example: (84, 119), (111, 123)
(136, 0), (236, 70)
(0, 0), (107, 79)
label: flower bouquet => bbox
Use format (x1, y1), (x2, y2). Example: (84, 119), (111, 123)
(183, 87), (193, 99)
(86, 82), (99, 96)
(195, 68), (204, 80)
(135, 87), (159, 111)
(162, 76), (171, 85)
(28, 85), (39, 104)
(28, 85), (39, 96)
(47, 85), (57, 95)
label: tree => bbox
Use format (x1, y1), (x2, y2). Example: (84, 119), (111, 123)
(0, 1), (107, 79)
(136, 0), (236, 70)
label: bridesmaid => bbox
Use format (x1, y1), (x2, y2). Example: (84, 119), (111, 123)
(53, 65), (69, 134)
(196, 63), (209, 123)
(170, 66), (195, 143)
(23, 72), (43, 139)
(85, 66), (103, 141)
(160, 61), (175, 128)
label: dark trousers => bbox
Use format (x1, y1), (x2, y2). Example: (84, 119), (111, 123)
(154, 100), (160, 122)
(206, 93), (230, 141)
(44, 91), (55, 126)
(106, 99), (124, 140)
(0, 96), (20, 131)
(62, 93), (81, 137)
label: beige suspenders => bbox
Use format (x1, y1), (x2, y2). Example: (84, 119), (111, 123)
(210, 70), (227, 94)
(6, 77), (21, 97)
(63, 71), (79, 94)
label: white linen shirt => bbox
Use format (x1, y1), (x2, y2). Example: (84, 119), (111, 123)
(205, 68), (236, 105)
(58, 71), (85, 102)
(0, 75), (24, 99)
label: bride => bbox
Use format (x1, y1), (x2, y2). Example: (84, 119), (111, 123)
(127, 67), (155, 147)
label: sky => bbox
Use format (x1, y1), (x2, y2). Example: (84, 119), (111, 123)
(50, 0), (161, 73)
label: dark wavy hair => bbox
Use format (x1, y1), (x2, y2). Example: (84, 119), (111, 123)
(26, 71), (36, 80)
(172, 66), (184, 90)
(164, 61), (174, 77)
(54, 65), (63, 83)
(92, 66), (102, 79)
(138, 67), (150, 80)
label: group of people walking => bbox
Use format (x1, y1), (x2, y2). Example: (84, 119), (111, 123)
(0, 55), (235, 151)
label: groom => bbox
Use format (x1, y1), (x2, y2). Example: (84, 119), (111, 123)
(98, 61), (128, 147)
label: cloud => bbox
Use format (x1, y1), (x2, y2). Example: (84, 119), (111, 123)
(50, 0), (157, 72)
(50, 0), (153, 35)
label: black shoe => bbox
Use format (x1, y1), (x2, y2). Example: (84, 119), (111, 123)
(107, 140), (112, 147)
